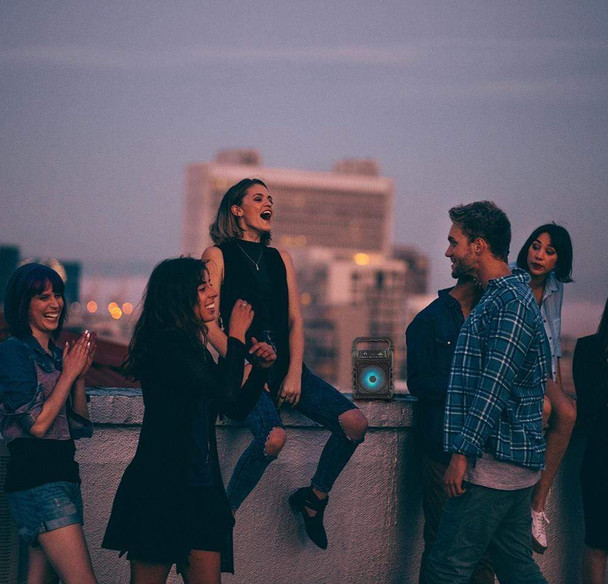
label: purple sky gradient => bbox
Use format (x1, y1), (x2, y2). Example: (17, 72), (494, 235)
(1, 1), (607, 330)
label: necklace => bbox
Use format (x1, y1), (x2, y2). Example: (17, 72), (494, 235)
(236, 242), (263, 271)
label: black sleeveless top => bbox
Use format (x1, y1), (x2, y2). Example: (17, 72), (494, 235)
(218, 240), (290, 394)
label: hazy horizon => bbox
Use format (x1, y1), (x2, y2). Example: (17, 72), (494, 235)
(2, 1), (606, 312)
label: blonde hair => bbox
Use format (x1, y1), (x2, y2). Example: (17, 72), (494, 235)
(209, 178), (271, 245)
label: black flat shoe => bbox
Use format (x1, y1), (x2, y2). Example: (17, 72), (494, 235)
(289, 486), (329, 549)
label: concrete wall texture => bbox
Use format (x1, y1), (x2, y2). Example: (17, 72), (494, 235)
(8, 390), (589, 583)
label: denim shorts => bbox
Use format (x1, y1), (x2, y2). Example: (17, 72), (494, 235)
(6, 481), (84, 546)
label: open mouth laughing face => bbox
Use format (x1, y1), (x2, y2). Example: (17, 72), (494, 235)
(28, 282), (64, 336)
(234, 185), (274, 235)
(194, 274), (219, 323)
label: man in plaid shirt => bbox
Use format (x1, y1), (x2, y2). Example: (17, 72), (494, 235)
(426, 201), (549, 583)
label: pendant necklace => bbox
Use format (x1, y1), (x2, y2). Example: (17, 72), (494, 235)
(236, 242), (263, 271)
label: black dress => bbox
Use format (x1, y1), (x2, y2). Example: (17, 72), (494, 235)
(102, 331), (265, 572)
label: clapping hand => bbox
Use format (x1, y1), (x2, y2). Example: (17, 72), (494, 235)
(77, 331), (97, 381)
(62, 331), (94, 382)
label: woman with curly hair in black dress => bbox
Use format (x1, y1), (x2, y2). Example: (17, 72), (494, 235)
(102, 257), (275, 583)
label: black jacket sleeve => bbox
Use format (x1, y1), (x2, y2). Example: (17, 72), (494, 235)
(216, 337), (267, 420)
(153, 332), (266, 420)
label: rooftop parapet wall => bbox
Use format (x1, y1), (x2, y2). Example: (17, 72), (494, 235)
(3, 390), (586, 583)
(86, 388), (416, 428)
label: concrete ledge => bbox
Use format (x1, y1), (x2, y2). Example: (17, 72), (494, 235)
(2, 389), (586, 583)
(87, 388), (417, 428)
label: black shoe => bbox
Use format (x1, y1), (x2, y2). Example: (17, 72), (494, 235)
(289, 487), (329, 549)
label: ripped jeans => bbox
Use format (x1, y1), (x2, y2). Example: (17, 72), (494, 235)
(226, 365), (362, 511)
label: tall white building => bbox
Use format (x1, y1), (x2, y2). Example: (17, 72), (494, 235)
(292, 248), (409, 389)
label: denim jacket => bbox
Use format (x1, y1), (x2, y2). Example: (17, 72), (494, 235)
(406, 288), (464, 463)
(539, 272), (563, 380)
(0, 336), (92, 443)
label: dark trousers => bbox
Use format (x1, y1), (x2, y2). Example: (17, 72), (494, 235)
(420, 457), (494, 584)
(426, 481), (547, 584)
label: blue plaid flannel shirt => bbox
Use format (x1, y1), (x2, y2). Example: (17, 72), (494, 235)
(444, 268), (549, 470)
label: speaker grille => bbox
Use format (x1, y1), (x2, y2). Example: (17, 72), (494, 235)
(352, 337), (394, 400)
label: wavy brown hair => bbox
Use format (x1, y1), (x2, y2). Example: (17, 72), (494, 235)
(123, 257), (208, 380)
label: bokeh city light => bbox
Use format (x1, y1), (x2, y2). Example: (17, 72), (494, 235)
(354, 253), (370, 266)
(110, 306), (123, 319)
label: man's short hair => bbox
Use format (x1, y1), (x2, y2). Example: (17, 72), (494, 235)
(448, 201), (511, 261)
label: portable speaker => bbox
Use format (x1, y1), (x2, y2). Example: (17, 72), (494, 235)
(352, 337), (394, 400)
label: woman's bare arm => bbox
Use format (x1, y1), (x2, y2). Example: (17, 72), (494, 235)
(277, 249), (304, 406)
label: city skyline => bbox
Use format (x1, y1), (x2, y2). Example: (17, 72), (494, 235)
(182, 150), (395, 256)
(1, 1), (606, 332)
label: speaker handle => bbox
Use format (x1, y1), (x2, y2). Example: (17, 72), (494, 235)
(352, 337), (393, 352)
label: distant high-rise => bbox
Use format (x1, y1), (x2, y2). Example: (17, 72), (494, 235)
(182, 149), (395, 257)
(0, 245), (19, 303)
(392, 245), (430, 295)
(62, 261), (81, 305)
(292, 248), (409, 388)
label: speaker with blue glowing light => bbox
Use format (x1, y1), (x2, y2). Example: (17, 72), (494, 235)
(352, 337), (394, 400)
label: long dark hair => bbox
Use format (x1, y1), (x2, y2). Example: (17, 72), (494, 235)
(123, 257), (208, 380)
(516, 223), (573, 283)
(3, 263), (67, 340)
(597, 297), (608, 367)
(209, 178), (271, 246)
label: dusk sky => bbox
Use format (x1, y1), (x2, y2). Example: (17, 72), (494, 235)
(1, 1), (607, 332)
